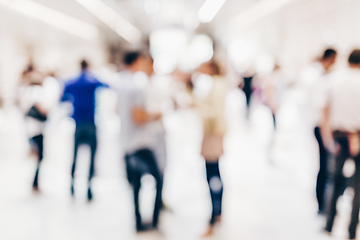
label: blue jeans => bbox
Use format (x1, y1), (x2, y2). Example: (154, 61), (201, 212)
(125, 148), (163, 229)
(206, 161), (223, 225)
(72, 124), (97, 184)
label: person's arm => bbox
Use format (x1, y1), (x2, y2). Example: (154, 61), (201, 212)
(131, 87), (161, 126)
(132, 106), (161, 126)
(349, 132), (360, 157)
(321, 105), (337, 154)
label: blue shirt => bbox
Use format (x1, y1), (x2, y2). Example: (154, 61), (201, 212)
(61, 71), (108, 125)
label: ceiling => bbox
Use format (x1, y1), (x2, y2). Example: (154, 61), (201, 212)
(28, 0), (264, 44)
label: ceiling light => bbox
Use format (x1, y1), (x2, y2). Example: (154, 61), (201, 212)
(76, 0), (142, 44)
(229, 0), (293, 30)
(198, 0), (226, 23)
(0, 0), (99, 41)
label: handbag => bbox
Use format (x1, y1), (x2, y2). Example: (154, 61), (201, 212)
(27, 106), (47, 122)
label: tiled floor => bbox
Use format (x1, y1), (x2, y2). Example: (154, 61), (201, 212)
(0, 88), (355, 239)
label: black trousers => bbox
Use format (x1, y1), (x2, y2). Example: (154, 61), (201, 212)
(326, 133), (360, 239)
(125, 148), (163, 229)
(30, 134), (44, 188)
(205, 161), (223, 225)
(314, 127), (328, 213)
(72, 124), (97, 185)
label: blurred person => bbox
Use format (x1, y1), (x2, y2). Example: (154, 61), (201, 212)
(116, 51), (163, 232)
(61, 60), (108, 201)
(299, 48), (337, 214)
(143, 58), (169, 179)
(262, 64), (285, 129)
(18, 66), (60, 192)
(239, 69), (256, 119)
(322, 50), (360, 240)
(260, 64), (287, 164)
(195, 61), (228, 237)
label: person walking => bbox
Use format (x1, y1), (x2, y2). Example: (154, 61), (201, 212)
(299, 49), (337, 214)
(61, 60), (108, 201)
(195, 61), (228, 236)
(322, 50), (360, 240)
(18, 67), (60, 192)
(116, 52), (163, 232)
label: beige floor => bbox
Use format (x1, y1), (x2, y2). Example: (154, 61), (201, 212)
(0, 89), (355, 240)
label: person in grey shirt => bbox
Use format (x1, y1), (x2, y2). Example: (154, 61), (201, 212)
(115, 52), (163, 232)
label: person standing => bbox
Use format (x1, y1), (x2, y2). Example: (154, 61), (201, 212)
(18, 67), (60, 192)
(115, 52), (163, 232)
(322, 50), (360, 240)
(61, 60), (108, 201)
(195, 61), (228, 236)
(299, 49), (337, 214)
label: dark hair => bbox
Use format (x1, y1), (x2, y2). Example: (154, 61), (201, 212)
(322, 49), (337, 60)
(349, 50), (360, 65)
(124, 51), (141, 66)
(208, 60), (221, 75)
(81, 60), (88, 70)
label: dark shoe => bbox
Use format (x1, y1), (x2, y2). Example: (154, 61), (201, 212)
(323, 228), (331, 235)
(136, 223), (147, 232)
(32, 186), (40, 194)
(87, 188), (92, 201)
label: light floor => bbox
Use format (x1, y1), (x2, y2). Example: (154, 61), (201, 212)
(0, 89), (356, 240)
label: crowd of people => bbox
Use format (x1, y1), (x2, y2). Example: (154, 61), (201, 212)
(15, 47), (360, 239)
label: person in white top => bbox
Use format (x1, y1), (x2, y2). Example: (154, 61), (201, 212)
(323, 49), (360, 240)
(115, 52), (163, 232)
(18, 67), (60, 192)
(299, 49), (337, 214)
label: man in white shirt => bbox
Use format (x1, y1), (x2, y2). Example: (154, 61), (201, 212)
(115, 52), (163, 232)
(299, 49), (337, 214)
(18, 67), (60, 192)
(323, 49), (360, 240)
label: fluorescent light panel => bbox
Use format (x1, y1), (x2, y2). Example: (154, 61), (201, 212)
(229, 0), (293, 30)
(0, 0), (99, 41)
(76, 0), (142, 44)
(198, 0), (227, 23)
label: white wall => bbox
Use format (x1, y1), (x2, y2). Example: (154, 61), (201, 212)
(226, 0), (360, 79)
(0, 6), (108, 105)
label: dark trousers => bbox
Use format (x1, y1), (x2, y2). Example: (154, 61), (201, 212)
(72, 124), (97, 185)
(125, 149), (163, 229)
(314, 127), (328, 213)
(326, 133), (360, 239)
(30, 134), (44, 188)
(205, 161), (223, 225)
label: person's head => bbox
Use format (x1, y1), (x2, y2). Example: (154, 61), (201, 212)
(123, 51), (144, 72)
(348, 49), (360, 68)
(81, 60), (89, 71)
(198, 60), (221, 76)
(320, 48), (337, 71)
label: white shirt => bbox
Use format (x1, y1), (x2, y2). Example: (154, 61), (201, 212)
(328, 67), (360, 132)
(115, 70), (152, 154)
(299, 62), (328, 127)
(19, 77), (60, 138)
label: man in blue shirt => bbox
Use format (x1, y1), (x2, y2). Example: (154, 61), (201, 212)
(61, 60), (108, 201)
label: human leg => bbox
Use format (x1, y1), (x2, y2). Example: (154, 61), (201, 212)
(71, 128), (81, 196)
(87, 126), (97, 201)
(325, 137), (348, 233)
(133, 149), (163, 228)
(349, 157), (360, 239)
(315, 127), (328, 213)
(31, 135), (44, 190)
(205, 161), (223, 225)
